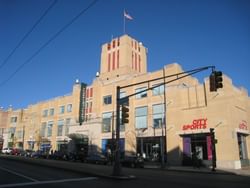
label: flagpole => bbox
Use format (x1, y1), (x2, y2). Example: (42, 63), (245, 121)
(123, 9), (126, 34)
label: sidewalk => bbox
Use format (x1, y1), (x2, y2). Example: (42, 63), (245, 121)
(144, 162), (250, 177)
(1, 155), (250, 179)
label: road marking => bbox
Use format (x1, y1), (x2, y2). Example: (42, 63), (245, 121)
(0, 177), (98, 188)
(0, 166), (38, 182)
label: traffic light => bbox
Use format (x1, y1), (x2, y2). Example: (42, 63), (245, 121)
(209, 73), (216, 92)
(209, 71), (223, 92)
(121, 105), (129, 124)
(214, 71), (223, 89)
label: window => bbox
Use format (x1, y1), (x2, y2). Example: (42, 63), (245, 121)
(135, 106), (148, 129)
(57, 119), (64, 136)
(59, 106), (65, 114)
(17, 130), (23, 139)
(102, 112), (112, 133)
(42, 109), (48, 117)
(152, 84), (164, 96)
(120, 109), (125, 132)
(8, 127), (16, 140)
(120, 91), (126, 98)
(153, 104), (165, 128)
(10, 117), (17, 123)
(67, 104), (72, 113)
(47, 121), (53, 137)
(49, 108), (54, 116)
(135, 87), (147, 99)
(65, 118), (71, 136)
(119, 91), (128, 106)
(41, 122), (47, 137)
(103, 95), (112, 105)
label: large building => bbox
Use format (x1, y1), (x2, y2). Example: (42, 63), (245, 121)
(1, 35), (250, 169)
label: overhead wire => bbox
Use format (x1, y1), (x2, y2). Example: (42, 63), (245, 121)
(0, 0), (100, 87)
(0, 0), (58, 70)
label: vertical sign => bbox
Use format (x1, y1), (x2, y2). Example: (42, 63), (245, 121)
(206, 135), (212, 160)
(79, 83), (87, 125)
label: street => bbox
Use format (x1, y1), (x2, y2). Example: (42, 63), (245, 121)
(0, 158), (250, 188)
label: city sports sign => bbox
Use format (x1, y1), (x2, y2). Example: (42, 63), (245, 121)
(182, 118), (207, 131)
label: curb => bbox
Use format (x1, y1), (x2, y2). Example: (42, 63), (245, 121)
(144, 165), (236, 176)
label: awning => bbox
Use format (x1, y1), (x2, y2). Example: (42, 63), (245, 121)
(68, 133), (88, 140)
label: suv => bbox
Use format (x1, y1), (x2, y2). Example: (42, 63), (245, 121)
(1, 148), (13, 154)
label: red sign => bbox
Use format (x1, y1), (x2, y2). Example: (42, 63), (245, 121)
(182, 118), (207, 131)
(239, 120), (248, 130)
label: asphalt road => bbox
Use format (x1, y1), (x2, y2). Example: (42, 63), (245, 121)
(1, 158), (250, 188)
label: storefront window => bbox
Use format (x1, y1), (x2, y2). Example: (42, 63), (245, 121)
(237, 133), (248, 160)
(182, 134), (212, 166)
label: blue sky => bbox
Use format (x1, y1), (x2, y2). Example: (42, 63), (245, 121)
(0, 0), (249, 110)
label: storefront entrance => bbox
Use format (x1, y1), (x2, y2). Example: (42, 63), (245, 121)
(182, 133), (212, 166)
(136, 136), (165, 162)
(237, 133), (249, 166)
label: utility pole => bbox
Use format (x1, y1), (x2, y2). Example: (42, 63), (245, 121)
(111, 111), (115, 165)
(163, 68), (167, 165)
(22, 125), (25, 149)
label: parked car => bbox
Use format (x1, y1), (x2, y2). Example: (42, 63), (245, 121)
(121, 155), (144, 168)
(20, 149), (33, 157)
(30, 150), (45, 158)
(84, 154), (108, 165)
(1, 148), (13, 154)
(11, 148), (23, 156)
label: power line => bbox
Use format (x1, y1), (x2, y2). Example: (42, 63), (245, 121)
(0, 0), (100, 87)
(0, 0), (58, 70)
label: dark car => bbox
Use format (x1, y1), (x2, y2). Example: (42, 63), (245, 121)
(31, 150), (44, 158)
(121, 156), (144, 168)
(85, 154), (108, 165)
(22, 149), (33, 157)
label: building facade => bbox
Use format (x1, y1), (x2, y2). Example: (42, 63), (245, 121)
(1, 83), (83, 152)
(1, 34), (250, 169)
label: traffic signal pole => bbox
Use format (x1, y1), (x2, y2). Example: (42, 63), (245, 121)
(113, 86), (122, 176)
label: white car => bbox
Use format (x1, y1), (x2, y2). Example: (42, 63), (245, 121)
(1, 148), (13, 154)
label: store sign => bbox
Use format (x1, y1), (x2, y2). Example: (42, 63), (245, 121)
(182, 118), (207, 131)
(239, 120), (248, 130)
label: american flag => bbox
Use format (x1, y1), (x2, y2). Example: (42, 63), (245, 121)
(124, 11), (133, 20)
